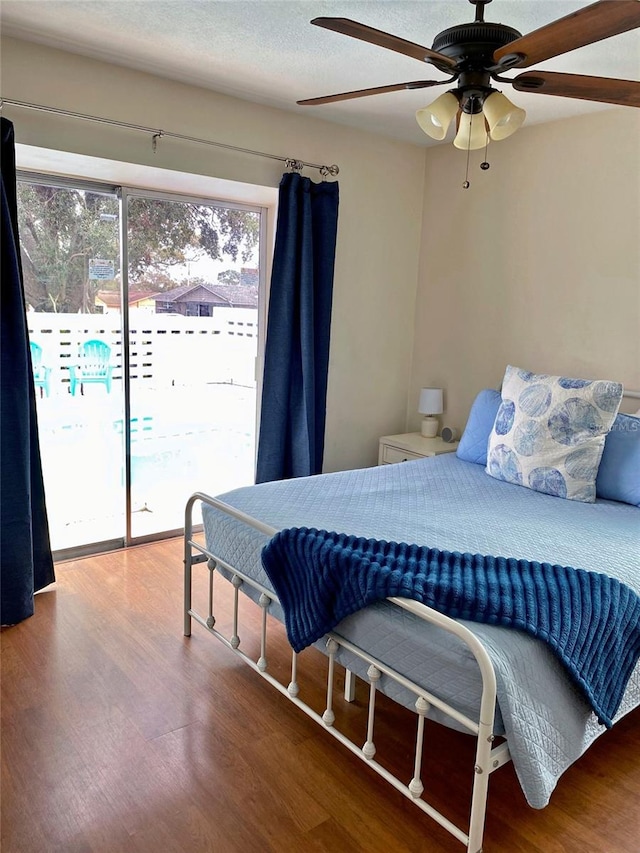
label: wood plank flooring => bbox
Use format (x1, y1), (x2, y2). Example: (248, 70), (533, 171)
(2, 537), (639, 852)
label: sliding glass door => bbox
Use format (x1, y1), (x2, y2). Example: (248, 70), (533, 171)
(17, 175), (264, 556)
(18, 177), (125, 554)
(124, 190), (262, 539)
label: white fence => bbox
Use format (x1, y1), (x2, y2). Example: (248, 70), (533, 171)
(27, 307), (258, 392)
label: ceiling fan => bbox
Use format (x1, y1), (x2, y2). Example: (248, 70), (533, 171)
(297, 0), (640, 151)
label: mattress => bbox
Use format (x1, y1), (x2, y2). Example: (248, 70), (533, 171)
(201, 453), (640, 808)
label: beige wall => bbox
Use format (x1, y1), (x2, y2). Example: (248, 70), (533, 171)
(5, 37), (638, 465)
(1, 36), (426, 471)
(409, 109), (640, 434)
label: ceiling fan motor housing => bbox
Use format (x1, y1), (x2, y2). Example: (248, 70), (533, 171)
(432, 23), (522, 111)
(432, 22), (522, 63)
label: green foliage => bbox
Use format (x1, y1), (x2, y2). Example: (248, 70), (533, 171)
(19, 185), (119, 313)
(17, 182), (260, 313)
(217, 269), (241, 286)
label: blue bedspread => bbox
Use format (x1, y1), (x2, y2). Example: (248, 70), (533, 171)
(262, 527), (640, 728)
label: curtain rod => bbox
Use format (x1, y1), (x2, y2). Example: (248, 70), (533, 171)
(0, 97), (339, 178)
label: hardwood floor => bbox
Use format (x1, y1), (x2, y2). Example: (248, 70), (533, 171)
(2, 537), (638, 852)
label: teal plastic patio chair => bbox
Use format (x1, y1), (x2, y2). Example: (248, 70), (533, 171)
(30, 340), (52, 398)
(68, 339), (113, 395)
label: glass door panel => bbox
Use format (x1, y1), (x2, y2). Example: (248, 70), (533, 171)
(17, 177), (263, 552)
(126, 193), (261, 539)
(18, 179), (125, 552)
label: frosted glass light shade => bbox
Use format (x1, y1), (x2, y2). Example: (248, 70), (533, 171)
(453, 111), (488, 150)
(418, 388), (443, 415)
(415, 92), (459, 141)
(483, 91), (526, 141)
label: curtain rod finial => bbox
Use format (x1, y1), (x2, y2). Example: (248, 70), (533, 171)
(320, 164), (339, 179)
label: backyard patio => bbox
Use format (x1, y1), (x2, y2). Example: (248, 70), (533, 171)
(36, 380), (256, 550)
(33, 359), (257, 555)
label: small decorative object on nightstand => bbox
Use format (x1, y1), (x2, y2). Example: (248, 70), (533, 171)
(378, 433), (459, 465)
(441, 426), (459, 443)
(418, 388), (443, 437)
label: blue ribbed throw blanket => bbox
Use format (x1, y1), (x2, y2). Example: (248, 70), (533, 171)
(261, 528), (640, 728)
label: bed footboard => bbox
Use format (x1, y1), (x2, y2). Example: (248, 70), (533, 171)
(184, 492), (511, 853)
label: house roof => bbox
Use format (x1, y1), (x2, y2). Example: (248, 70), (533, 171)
(96, 289), (157, 308)
(153, 281), (258, 308)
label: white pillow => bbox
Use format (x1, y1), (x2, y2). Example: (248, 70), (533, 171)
(486, 365), (623, 502)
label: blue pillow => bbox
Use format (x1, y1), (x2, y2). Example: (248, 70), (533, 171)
(456, 389), (501, 465)
(486, 366), (622, 502)
(596, 413), (640, 506)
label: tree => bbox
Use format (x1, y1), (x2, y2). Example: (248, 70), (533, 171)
(17, 183), (260, 313)
(19, 185), (119, 313)
(217, 269), (240, 286)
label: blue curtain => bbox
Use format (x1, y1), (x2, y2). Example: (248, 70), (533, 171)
(1, 117), (55, 625)
(256, 172), (339, 483)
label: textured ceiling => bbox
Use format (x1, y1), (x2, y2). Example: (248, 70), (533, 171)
(1, 0), (639, 145)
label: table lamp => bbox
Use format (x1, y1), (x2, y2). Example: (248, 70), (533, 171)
(418, 388), (443, 438)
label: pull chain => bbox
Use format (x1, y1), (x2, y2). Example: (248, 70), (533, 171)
(462, 97), (474, 190)
(462, 101), (474, 189)
(480, 132), (490, 172)
(463, 102), (491, 188)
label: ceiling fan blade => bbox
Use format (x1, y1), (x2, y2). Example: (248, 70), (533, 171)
(297, 80), (447, 106)
(311, 17), (457, 69)
(494, 1), (640, 69)
(512, 70), (640, 106)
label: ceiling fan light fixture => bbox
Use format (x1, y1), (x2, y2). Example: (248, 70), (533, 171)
(453, 110), (488, 150)
(301, 5), (640, 154)
(483, 91), (526, 140)
(415, 91), (459, 140)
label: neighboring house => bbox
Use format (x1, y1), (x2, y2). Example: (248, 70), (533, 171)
(153, 281), (258, 316)
(239, 267), (258, 288)
(95, 289), (158, 314)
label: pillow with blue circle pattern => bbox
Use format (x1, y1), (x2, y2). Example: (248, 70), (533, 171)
(486, 365), (623, 502)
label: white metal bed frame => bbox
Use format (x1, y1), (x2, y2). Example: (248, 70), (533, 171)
(183, 388), (639, 850)
(184, 492), (512, 853)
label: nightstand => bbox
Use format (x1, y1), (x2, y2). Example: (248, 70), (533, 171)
(378, 432), (459, 465)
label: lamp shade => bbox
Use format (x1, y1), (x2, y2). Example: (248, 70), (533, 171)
(453, 111), (488, 150)
(415, 92), (458, 141)
(418, 388), (443, 415)
(483, 91), (526, 141)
